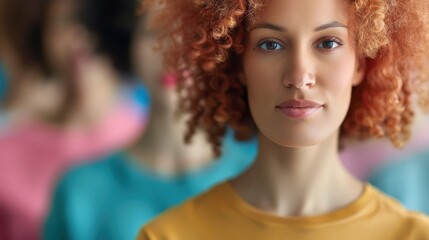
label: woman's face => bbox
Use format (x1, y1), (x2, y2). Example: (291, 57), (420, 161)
(43, 0), (92, 75)
(132, 16), (165, 91)
(243, 0), (364, 147)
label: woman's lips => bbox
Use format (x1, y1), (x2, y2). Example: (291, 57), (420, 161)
(275, 100), (323, 119)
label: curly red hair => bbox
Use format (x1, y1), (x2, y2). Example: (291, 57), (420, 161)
(142, 0), (429, 156)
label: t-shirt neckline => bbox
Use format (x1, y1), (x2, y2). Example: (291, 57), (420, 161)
(221, 182), (375, 227)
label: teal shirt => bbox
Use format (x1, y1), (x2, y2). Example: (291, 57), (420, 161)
(369, 149), (429, 215)
(44, 131), (257, 240)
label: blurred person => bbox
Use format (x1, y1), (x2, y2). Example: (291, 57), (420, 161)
(0, 0), (145, 239)
(43, 3), (257, 240)
(137, 0), (429, 239)
(40, 0), (147, 158)
(0, 1), (57, 239)
(0, 0), (48, 121)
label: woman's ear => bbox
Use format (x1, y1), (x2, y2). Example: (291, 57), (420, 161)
(352, 57), (367, 86)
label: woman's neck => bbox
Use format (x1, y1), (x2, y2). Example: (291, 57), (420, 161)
(231, 131), (363, 217)
(129, 91), (214, 175)
(64, 56), (120, 128)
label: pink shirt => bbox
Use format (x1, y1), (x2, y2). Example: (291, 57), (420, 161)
(0, 98), (147, 240)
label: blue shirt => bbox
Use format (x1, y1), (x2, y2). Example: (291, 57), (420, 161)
(369, 149), (429, 215)
(44, 131), (257, 240)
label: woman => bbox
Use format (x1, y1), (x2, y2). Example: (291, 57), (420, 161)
(137, 0), (429, 239)
(0, 0), (144, 239)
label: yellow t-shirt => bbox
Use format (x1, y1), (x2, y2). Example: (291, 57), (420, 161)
(137, 183), (429, 240)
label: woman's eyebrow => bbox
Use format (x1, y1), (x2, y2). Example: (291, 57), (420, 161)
(314, 21), (347, 31)
(248, 21), (347, 32)
(248, 23), (287, 32)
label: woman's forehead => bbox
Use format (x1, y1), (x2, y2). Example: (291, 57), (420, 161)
(247, 0), (350, 29)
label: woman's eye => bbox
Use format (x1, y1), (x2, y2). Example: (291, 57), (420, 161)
(258, 40), (285, 51)
(316, 39), (342, 49)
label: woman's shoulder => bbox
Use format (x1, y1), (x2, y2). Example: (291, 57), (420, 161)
(149, 182), (229, 222)
(368, 184), (429, 233)
(54, 153), (128, 195)
(138, 184), (429, 239)
(137, 183), (230, 239)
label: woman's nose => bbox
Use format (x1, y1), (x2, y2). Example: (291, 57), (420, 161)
(282, 49), (316, 89)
